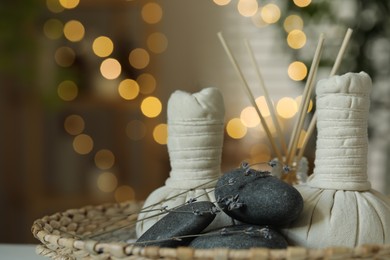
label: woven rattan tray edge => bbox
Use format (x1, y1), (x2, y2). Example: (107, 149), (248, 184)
(32, 201), (390, 259)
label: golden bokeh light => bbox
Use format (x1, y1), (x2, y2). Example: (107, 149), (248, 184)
(59, 0), (79, 9)
(261, 4), (281, 24)
(63, 20), (85, 42)
(287, 30), (307, 49)
(115, 185), (135, 202)
(92, 36), (114, 58)
(97, 172), (118, 193)
(57, 80), (78, 101)
(137, 73), (156, 94)
(240, 106), (260, 128)
(46, 0), (64, 13)
(100, 58), (121, 80)
(126, 120), (146, 140)
(94, 149), (115, 170)
(276, 97), (298, 119)
(293, 0), (312, 8)
(283, 15), (304, 33)
(237, 0), (258, 17)
(73, 134), (94, 155)
(141, 2), (163, 24)
(288, 61), (308, 81)
(43, 19), (63, 40)
(226, 118), (247, 139)
(295, 95), (313, 113)
(213, 0), (231, 6)
(54, 46), (75, 67)
(153, 124), (168, 145)
(129, 48), (150, 70)
(141, 96), (162, 118)
(118, 79), (139, 100)
(147, 32), (168, 54)
(64, 114), (85, 135)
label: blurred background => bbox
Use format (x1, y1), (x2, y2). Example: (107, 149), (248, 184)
(1, 0), (389, 243)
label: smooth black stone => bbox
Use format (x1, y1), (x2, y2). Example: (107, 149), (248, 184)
(136, 201), (217, 248)
(214, 168), (303, 227)
(189, 224), (288, 249)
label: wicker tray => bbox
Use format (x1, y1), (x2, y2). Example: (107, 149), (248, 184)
(32, 201), (390, 259)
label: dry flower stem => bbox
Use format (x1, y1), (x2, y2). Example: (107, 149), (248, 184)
(218, 32), (284, 163)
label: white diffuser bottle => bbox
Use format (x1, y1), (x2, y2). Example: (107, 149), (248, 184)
(283, 72), (390, 248)
(136, 87), (231, 237)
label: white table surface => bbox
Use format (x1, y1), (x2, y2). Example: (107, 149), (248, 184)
(0, 244), (45, 260)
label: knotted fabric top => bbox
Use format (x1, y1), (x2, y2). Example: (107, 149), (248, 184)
(308, 72), (372, 191)
(165, 87), (225, 189)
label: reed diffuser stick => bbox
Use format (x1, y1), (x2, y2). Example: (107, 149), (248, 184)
(285, 33), (325, 166)
(217, 32), (284, 163)
(244, 39), (288, 156)
(297, 28), (353, 162)
(330, 28), (353, 77)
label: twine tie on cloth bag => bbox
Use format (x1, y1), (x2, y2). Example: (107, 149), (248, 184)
(283, 72), (390, 248)
(136, 87), (232, 237)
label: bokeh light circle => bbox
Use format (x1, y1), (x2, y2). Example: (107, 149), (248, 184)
(141, 96), (162, 118)
(153, 124), (168, 145)
(73, 134), (94, 155)
(237, 0), (258, 17)
(118, 79), (139, 100)
(63, 20), (85, 42)
(97, 172), (118, 193)
(64, 114), (85, 135)
(129, 48), (150, 70)
(100, 58), (121, 80)
(288, 61), (307, 81)
(92, 36), (114, 57)
(141, 3), (163, 24)
(137, 73), (156, 94)
(57, 80), (78, 101)
(276, 97), (298, 119)
(261, 4), (281, 24)
(147, 32), (168, 54)
(226, 118), (247, 139)
(94, 149), (115, 170)
(287, 30), (307, 49)
(54, 46), (75, 67)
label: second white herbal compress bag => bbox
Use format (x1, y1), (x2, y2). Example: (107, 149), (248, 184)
(283, 72), (390, 248)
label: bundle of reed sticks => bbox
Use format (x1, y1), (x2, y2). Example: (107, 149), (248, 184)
(218, 28), (353, 182)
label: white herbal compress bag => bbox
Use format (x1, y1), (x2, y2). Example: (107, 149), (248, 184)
(136, 87), (231, 237)
(283, 72), (390, 248)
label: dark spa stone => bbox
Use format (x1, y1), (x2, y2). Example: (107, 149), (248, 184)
(189, 224), (288, 249)
(136, 201), (217, 248)
(214, 168), (303, 227)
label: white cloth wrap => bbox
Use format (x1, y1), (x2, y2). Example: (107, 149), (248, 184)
(166, 119), (224, 189)
(136, 87), (232, 237)
(283, 72), (390, 248)
(309, 71), (371, 191)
